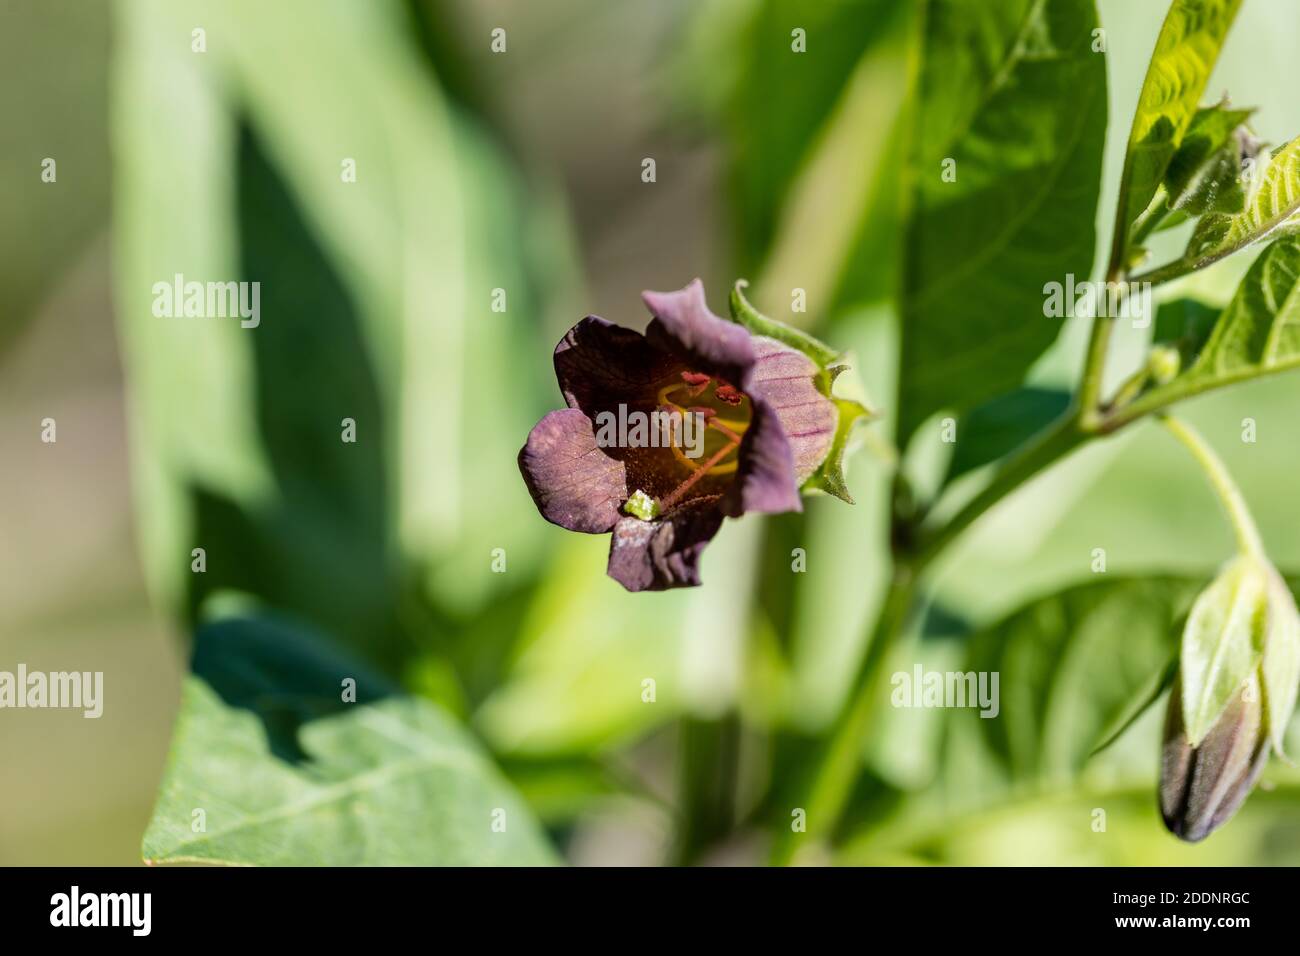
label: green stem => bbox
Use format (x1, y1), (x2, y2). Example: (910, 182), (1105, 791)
(770, 563), (917, 865)
(1078, 314), (1115, 423)
(1158, 414), (1264, 558)
(1128, 187), (1171, 250)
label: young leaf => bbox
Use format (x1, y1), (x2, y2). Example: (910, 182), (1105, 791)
(1110, 0), (1242, 269)
(1179, 556), (1268, 747)
(1183, 235), (1300, 385)
(1182, 136), (1300, 269)
(898, 0), (1106, 442)
(142, 614), (556, 866)
(1119, 237), (1300, 423)
(1163, 102), (1258, 216)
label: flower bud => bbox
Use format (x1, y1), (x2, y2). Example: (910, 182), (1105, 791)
(1160, 673), (1268, 842)
(1159, 560), (1300, 841)
(1164, 101), (1262, 217)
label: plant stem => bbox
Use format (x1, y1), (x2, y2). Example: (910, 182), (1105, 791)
(771, 562), (917, 865)
(1158, 414), (1264, 558)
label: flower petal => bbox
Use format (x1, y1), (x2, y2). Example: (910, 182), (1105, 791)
(745, 336), (837, 484)
(553, 316), (675, 414)
(606, 499), (724, 592)
(721, 397), (801, 517)
(518, 408), (626, 533)
(642, 279), (755, 385)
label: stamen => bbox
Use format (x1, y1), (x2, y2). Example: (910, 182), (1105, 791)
(715, 384), (743, 406)
(681, 370), (711, 397)
(659, 435), (741, 511)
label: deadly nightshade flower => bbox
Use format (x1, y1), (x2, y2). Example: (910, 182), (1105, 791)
(518, 279), (866, 592)
(1159, 557), (1300, 842)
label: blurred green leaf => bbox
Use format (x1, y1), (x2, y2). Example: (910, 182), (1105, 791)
(897, 0), (1106, 442)
(142, 613), (556, 866)
(708, 0), (914, 319)
(1152, 296), (1220, 368)
(958, 576), (1203, 785)
(0, 0), (110, 352)
(944, 387), (1072, 484)
(1110, 0), (1241, 266)
(113, 0), (567, 670)
(722, 0), (908, 273)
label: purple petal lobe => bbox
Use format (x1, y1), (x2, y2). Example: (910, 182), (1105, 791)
(722, 397), (801, 517)
(642, 279), (755, 385)
(554, 316), (675, 413)
(606, 500), (724, 592)
(519, 408), (626, 533)
(745, 336), (837, 483)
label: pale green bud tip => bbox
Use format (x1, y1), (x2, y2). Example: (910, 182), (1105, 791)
(623, 489), (660, 521)
(1149, 345), (1181, 385)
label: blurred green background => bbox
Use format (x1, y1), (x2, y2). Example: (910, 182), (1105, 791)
(4, 0), (1300, 865)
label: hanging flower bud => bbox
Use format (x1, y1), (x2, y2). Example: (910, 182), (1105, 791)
(1159, 556), (1300, 841)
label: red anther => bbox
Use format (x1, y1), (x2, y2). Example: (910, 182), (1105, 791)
(681, 370), (712, 397)
(715, 384), (743, 405)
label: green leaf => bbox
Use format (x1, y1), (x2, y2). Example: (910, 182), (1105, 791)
(803, 397), (871, 504)
(142, 613), (556, 866)
(957, 576), (1203, 784)
(1179, 555), (1268, 746)
(1110, 0), (1242, 267)
(1152, 296), (1221, 369)
(897, 0), (1107, 442)
(1177, 235), (1300, 389)
(711, 0), (911, 275)
(944, 387), (1071, 484)
(1182, 136), (1300, 269)
(113, 0), (568, 669)
(729, 280), (841, 368)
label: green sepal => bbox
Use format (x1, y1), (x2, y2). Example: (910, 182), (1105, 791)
(728, 280), (841, 369)
(801, 397), (872, 504)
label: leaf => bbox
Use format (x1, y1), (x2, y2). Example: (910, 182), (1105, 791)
(729, 280), (841, 368)
(1110, 0), (1242, 266)
(113, 0), (567, 670)
(142, 613), (556, 866)
(1162, 101), (1256, 215)
(1176, 235), (1300, 389)
(897, 0), (1107, 442)
(1152, 296), (1221, 369)
(944, 386), (1071, 484)
(1179, 555), (1268, 746)
(1182, 136), (1300, 269)
(957, 576), (1204, 784)
(713, 0), (911, 274)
